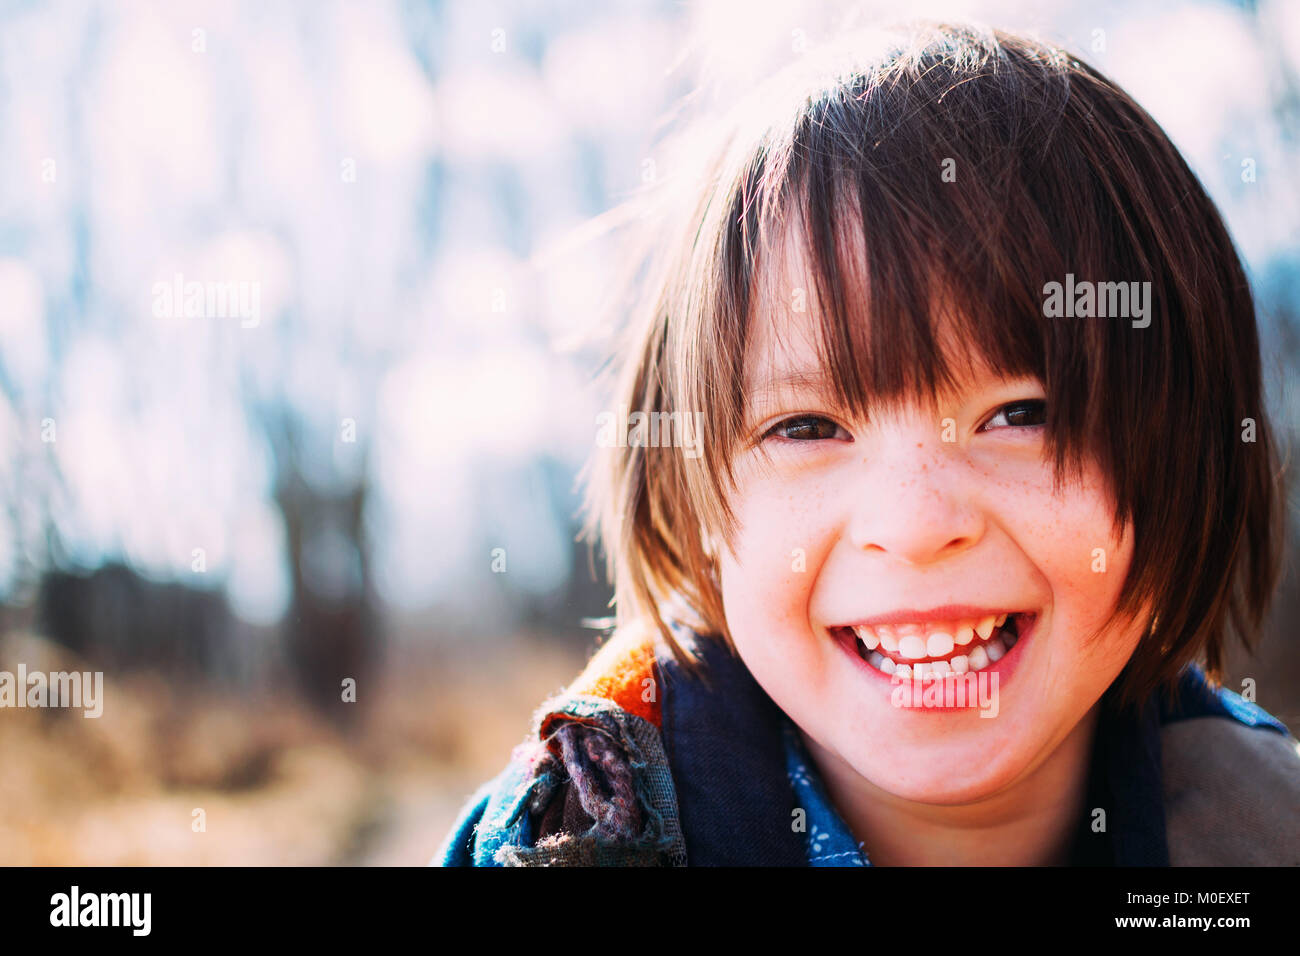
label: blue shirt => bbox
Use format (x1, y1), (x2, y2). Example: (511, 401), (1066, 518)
(782, 719), (869, 866)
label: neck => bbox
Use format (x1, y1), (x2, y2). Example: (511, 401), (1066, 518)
(801, 704), (1101, 866)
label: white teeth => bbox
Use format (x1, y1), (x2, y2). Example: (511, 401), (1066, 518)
(926, 632), (954, 657)
(855, 626), (880, 650)
(898, 634), (928, 660)
(851, 613), (1027, 679)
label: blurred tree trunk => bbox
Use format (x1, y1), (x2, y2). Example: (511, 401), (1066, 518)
(265, 409), (380, 724)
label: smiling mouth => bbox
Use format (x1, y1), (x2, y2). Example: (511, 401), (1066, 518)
(830, 612), (1034, 678)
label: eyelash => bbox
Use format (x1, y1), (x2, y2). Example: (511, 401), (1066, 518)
(762, 400), (1047, 443)
(979, 399), (1048, 431)
(762, 415), (850, 443)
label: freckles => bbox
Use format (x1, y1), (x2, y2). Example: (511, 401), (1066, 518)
(1032, 512), (1123, 595)
(1034, 521), (1132, 636)
(987, 459), (1130, 616)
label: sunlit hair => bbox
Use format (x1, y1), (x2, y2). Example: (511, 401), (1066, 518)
(581, 20), (1284, 710)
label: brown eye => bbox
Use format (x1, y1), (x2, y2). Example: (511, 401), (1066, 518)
(982, 400), (1047, 430)
(766, 415), (847, 441)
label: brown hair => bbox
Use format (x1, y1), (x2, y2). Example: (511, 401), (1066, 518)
(581, 20), (1285, 710)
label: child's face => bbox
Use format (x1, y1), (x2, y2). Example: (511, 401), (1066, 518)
(715, 256), (1149, 806)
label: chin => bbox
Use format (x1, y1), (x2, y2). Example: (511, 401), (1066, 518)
(806, 706), (1046, 805)
(857, 745), (1033, 805)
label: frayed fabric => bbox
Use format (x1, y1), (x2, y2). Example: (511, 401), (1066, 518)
(548, 720), (641, 841)
(489, 699), (686, 867)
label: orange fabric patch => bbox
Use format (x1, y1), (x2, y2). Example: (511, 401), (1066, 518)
(567, 626), (661, 727)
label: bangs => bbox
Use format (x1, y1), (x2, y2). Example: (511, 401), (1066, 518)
(749, 174), (1049, 433)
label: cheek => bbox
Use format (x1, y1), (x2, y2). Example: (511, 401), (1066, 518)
(976, 445), (1125, 581)
(1002, 463), (1142, 672)
(717, 477), (838, 665)
(1023, 499), (1124, 603)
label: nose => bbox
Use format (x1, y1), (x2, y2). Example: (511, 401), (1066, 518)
(846, 427), (986, 566)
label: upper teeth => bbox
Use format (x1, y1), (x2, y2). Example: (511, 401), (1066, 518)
(850, 613), (1020, 675)
(853, 614), (1008, 658)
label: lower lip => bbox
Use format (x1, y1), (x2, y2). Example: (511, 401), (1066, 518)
(831, 615), (1037, 708)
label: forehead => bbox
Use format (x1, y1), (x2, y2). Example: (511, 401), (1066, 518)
(742, 209), (841, 387)
(741, 207), (989, 413)
(743, 296), (831, 402)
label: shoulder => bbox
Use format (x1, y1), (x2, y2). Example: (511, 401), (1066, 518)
(433, 623), (687, 867)
(1159, 668), (1300, 865)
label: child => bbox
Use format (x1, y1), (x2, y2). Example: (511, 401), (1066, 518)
(436, 20), (1300, 866)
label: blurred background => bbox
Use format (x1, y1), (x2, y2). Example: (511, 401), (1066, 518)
(0, 0), (1297, 864)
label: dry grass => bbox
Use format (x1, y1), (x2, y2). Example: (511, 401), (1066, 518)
(0, 630), (587, 865)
